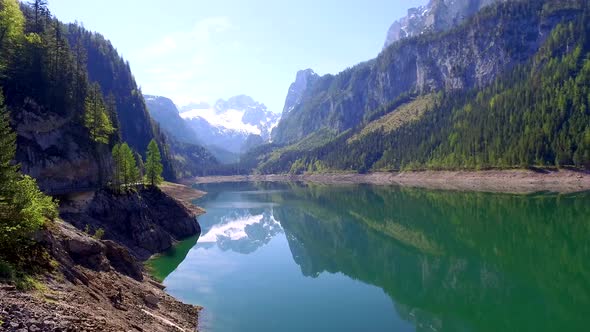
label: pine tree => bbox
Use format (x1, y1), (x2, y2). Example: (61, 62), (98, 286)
(135, 151), (145, 182)
(111, 143), (122, 187)
(111, 142), (139, 188)
(28, 0), (48, 33)
(84, 83), (114, 144)
(144, 139), (163, 186)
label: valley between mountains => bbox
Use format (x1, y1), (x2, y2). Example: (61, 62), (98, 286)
(1, 0), (590, 331)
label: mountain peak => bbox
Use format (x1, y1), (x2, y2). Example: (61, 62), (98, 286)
(180, 95), (280, 153)
(215, 95), (266, 114)
(383, 0), (504, 49)
(282, 69), (320, 115)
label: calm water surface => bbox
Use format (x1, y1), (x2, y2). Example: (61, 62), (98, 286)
(148, 182), (590, 332)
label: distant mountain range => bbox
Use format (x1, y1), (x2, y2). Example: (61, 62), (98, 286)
(145, 95), (280, 163)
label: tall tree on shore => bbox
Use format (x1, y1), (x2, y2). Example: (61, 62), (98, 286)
(144, 139), (163, 186)
(111, 143), (122, 187)
(123, 144), (140, 185)
(111, 142), (140, 188)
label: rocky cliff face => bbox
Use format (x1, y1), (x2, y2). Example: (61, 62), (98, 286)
(282, 69), (320, 115)
(383, 0), (504, 49)
(60, 188), (201, 260)
(273, 0), (579, 144)
(144, 95), (200, 145)
(12, 100), (112, 193)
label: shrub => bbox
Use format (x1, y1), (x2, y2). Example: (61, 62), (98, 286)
(93, 228), (105, 240)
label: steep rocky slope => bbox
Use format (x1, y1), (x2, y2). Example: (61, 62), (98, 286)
(144, 95), (220, 178)
(281, 69), (320, 115)
(11, 101), (112, 193)
(1, 185), (204, 330)
(144, 95), (200, 145)
(0, 221), (199, 332)
(383, 0), (505, 49)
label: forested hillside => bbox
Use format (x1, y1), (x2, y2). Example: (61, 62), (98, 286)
(0, 0), (180, 189)
(253, 0), (590, 174)
(64, 18), (177, 180)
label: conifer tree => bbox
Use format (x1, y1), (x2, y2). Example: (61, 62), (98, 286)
(84, 83), (114, 144)
(111, 142), (139, 188)
(111, 143), (122, 187)
(144, 139), (163, 186)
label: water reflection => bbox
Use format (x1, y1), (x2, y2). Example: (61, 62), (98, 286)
(275, 183), (590, 332)
(198, 210), (281, 254)
(150, 182), (590, 332)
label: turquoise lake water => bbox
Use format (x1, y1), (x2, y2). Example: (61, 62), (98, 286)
(148, 182), (590, 332)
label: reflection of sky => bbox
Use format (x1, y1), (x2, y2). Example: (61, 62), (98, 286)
(205, 202), (279, 209)
(164, 233), (408, 332)
(199, 211), (281, 243)
(161, 182), (413, 332)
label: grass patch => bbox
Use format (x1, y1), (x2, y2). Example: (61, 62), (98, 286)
(349, 94), (437, 143)
(0, 260), (45, 291)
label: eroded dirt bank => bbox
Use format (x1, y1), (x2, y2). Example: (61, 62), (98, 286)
(189, 169), (590, 194)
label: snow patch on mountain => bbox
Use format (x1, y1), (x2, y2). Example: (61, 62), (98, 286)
(181, 108), (262, 135)
(179, 95), (280, 154)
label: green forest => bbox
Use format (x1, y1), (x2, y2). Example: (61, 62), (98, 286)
(249, 2), (590, 174)
(0, 0), (166, 278)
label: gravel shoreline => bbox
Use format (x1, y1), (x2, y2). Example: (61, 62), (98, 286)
(188, 169), (590, 194)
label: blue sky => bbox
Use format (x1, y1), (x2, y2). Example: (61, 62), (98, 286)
(47, 0), (426, 113)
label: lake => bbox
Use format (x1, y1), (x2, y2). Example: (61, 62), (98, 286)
(148, 182), (590, 332)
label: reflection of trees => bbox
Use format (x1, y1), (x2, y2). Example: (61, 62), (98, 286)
(147, 235), (199, 282)
(274, 184), (590, 332)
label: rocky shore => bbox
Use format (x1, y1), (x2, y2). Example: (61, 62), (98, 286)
(189, 169), (590, 194)
(60, 187), (201, 260)
(1, 186), (203, 331)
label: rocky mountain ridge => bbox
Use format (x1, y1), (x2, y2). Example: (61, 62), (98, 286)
(282, 69), (320, 115)
(272, 0), (579, 144)
(383, 0), (505, 49)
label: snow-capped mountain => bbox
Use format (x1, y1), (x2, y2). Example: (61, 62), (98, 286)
(383, 0), (504, 49)
(180, 95), (280, 154)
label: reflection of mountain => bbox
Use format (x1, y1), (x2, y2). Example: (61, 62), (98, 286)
(271, 184), (590, 332)
(198, 210), (282, 254)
